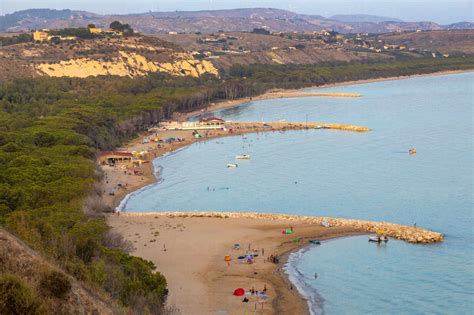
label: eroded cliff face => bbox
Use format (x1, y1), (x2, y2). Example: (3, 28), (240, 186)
(36, 51), (219, 78)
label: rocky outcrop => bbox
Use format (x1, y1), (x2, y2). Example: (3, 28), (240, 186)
(121, 211), (444, 244)
(36, 51), (219, 78)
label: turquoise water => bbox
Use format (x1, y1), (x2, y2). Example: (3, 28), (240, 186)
(123, 73), (473, 314)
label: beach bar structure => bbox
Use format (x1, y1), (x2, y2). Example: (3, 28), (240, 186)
(199, 117), (225, 126)
(159, 117), (226, 131)
(99, 151), (133, 165)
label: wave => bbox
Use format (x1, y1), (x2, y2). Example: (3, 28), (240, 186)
(284, 246), (326, 315)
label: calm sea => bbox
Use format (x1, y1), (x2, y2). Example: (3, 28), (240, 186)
(123, 73), (473, 314)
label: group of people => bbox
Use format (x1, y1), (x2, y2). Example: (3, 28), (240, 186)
(267, 254), (280, 264)
(249, 285), (267, 296)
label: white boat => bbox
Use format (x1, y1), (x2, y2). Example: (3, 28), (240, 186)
(235, 154), (251, 160)
(369, 235), (389, 243)
(227, 163), (238, 168)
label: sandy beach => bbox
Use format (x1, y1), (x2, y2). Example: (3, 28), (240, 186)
(103, 70), (452, 314)
(109, 214), (365, 314)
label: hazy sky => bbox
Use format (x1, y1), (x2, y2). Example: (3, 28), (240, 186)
(1, 0), (472, 24)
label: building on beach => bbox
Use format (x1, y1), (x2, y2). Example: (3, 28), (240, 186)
(199, 117), (225, 126)
(99, 151), (133, 165)
(158, 118), (226, 131)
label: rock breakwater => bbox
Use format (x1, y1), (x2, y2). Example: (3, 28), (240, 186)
(120, 211), (444, 244)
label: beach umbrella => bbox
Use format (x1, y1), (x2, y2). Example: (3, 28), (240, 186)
(233, 288), (245, 296)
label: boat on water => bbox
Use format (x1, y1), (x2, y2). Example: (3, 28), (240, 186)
(236, 154), (251, 160)
(368, 235), (389, 243)
(227, 163), (238, 168)
(309, 240), (321, 245)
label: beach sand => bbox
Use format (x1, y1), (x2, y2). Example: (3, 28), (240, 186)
(108, 214), (364, 314)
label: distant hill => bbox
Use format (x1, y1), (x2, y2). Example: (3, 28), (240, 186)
(0, 8), (100, 31)
(0, 8), (473, 34)
(445, 21), (474, 30)
(330, 14), (403, 23)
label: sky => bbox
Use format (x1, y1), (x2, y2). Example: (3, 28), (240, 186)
(0, 0), (472, 24)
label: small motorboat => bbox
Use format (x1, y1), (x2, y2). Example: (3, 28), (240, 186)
(309, 240), (321, 245)
(236, 154), (251, 160)
(369, 235), (389, 243)
(409, 149), (417, 155)
(227, 163), (238, 168)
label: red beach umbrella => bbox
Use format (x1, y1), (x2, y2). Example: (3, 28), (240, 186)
(233, 288), (245, 296)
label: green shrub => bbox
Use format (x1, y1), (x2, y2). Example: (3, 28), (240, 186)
(0, 273), (46, 315)
(39, 270), (71, 299)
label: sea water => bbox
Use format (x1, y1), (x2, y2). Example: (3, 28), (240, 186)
(123, 73), (473, 314)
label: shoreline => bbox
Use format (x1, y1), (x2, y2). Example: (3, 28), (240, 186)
(103, 70), (457, 314)
(179, 69), (473, 121)
(109, 212), (443, 314)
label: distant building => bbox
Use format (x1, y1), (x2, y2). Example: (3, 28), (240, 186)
(89, 27), (103, 34)
(104, 30), (123, 36)
(33, 31), (49, 41)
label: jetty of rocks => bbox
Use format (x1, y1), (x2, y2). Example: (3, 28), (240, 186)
(120, 212), (444, 244)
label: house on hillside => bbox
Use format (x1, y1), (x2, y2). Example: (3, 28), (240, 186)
(33, 31), (49, 41)
(89, 27), (103, 34)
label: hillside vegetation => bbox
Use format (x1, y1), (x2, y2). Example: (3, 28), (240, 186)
(0, 55), (473, 313)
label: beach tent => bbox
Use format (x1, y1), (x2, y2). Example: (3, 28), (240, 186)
(233, 288), (245, 296)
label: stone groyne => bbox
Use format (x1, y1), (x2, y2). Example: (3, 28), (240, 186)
(228, 121), (370, 132)
(120, 212), (444, 244)
(270, 92), (362, 98)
